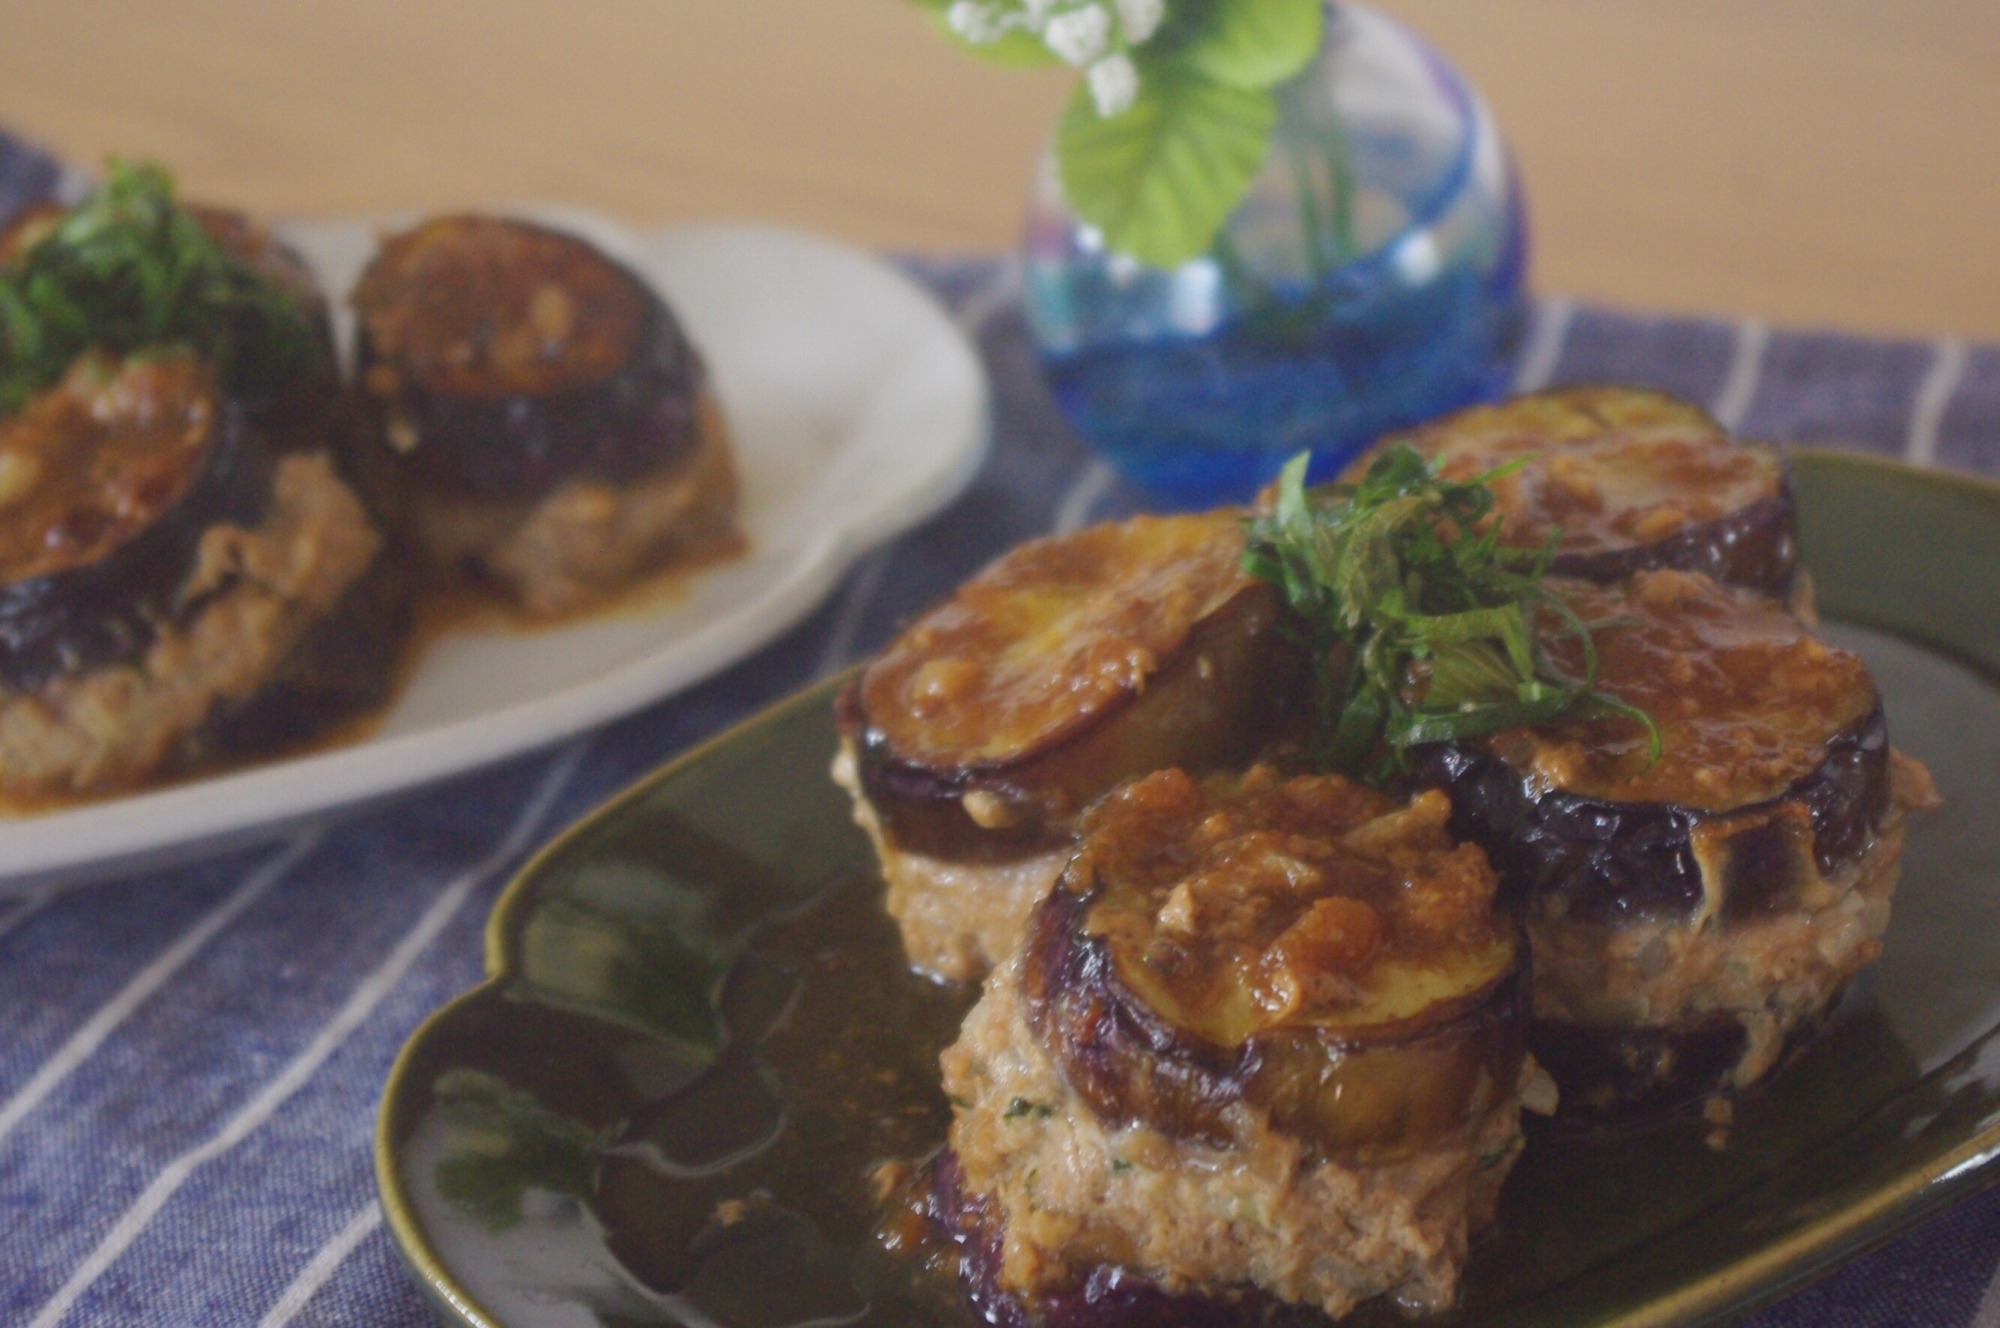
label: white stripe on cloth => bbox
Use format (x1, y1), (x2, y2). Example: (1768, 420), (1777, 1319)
(1711, 318), (1769, 432)
(1053, 460), (1116, 535)
(256, 1200), (383, 1328)
(0, 885), (56, 944)
(814, 545), (895, 679)
(0, 831), (324, 1148)
(1906, 337), (1968, 467)
(25, 742), (586, 1328)
(1510, 297), (1574, 395)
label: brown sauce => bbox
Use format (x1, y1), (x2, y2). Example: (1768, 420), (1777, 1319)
(353, 215), (648, 399)
(0, 354), (213, 581)
(1077, 767), (1513, 1046)
(0, 526), (750, 818)
(1492, 570), (1879, 809)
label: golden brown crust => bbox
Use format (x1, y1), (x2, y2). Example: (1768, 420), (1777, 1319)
(0, 355), (214, 581)
(1375, 386), (1785, 559)
(859, 512), (1255, 769)
(352, 215), (647, 399)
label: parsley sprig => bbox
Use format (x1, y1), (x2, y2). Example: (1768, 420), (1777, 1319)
(0, 160), (323, 415)
(1243, 444), (1660, 784)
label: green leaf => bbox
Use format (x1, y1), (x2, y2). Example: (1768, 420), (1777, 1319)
(1056, 68), (1274, 268)
(1180, 0), (1324, 90)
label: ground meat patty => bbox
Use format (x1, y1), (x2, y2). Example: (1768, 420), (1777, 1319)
(1422, 569), (1938, 1109)
(1359, 386), (1797, 598)
(936, 768), (1536, 1319)
(349, 214), (740, 615)
(835, 512), (1304, 981)
(0, 452), (380, 795)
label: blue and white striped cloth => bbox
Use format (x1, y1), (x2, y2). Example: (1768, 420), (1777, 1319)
(3, 129), (2000, 1327)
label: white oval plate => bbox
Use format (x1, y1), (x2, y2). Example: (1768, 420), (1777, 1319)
(0, 218), (987, 892)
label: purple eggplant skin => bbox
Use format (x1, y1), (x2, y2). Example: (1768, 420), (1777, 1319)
(1021, 877), (1529, 1162)
(1530, 993), (1848, 1120)
(837, 684), (1066, 862)
(0, 399), (273, 695)
(1417, 704), (1891, 926)
(1548, 485), (1798, 600)
(926, 1150), (1256, 1328)
(353, 262), (708, 504)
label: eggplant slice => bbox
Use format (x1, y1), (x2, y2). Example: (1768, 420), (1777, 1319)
(0, 353), (272, 693)
(349, 215), (739, 615)
(937, 766), (1535, 1320)
(1362, 386), (1798, 598)
(1421, 569), (1934, 1112)
(834, 511), (1305, 981)
(0, 354), (383, 796)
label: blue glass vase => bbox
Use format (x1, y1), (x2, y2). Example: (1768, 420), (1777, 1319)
(1023, 3), (1528, 507)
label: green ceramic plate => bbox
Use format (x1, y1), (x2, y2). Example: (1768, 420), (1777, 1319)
(377, 450), (2000, 1328)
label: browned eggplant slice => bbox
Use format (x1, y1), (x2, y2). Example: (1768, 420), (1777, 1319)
(351, 214), (709, 500)
(1362, 386), (1797, 597)
(1026, 766), (1526, 1162)
(0, 353), (272, 693)
(936, 766), (1533, 1319)
(833, 512), (1304, 980)
(1420, 569), (1930, 1111)
(348, 215), (739, 613)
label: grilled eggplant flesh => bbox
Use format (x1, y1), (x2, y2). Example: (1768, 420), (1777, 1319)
(1426, 571), (1887, 923)
(0, 353), (272, 692)
(351, 215), (709, 502)
(1370, 386), (1797, 596)
(845, 512), (1304, 858)
(1024, 767), (1525, 1163)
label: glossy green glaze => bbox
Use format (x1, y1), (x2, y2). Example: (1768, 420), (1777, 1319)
(377, 449), (2000, 1328)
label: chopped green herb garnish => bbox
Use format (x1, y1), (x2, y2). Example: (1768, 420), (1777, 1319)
(0, 160), (323, 414)
(1242, 445), (1659, 784)
(1003, 1097), (1055, 1122)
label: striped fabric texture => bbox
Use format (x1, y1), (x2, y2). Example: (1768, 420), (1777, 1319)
(3, 131), (2000, 1327)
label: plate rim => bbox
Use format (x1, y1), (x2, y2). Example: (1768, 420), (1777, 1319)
(373, 449), (2000, 1328)
(0, 220), (988, 893)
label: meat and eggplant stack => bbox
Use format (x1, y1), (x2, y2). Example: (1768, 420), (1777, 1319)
(348, 215), (740, 616)
(1355, 386), (1800, 601)
(832, 511), (1304, 981)
(1421, 570), (1938, 1112)
(935, 766), (1542, 1322)
(1242, 445), (1935, 1115)
(0, 165), (386, 796)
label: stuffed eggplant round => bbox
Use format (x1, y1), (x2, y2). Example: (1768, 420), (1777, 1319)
(0, 353), (270, 694)
(349, 215), (740, 615)
(1421, 569), (1935, 1111)
(937, 766), (1535, 1320)
(0, 354), (381, 795)
(833, 512), (1304, 981)
(1366, 387), (1797, 598)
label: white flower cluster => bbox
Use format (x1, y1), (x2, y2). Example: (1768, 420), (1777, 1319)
(945, 0), (1164, 115)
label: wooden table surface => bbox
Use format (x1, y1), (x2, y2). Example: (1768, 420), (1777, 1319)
(1, 0), (1996, 341)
